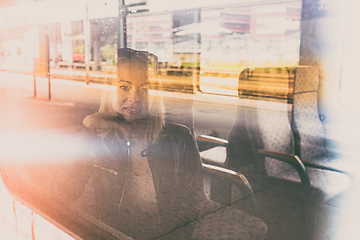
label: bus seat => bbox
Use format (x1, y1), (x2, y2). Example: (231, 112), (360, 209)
(245, 98), (351, 201)
(194, 163), (268, 240)
(237, 67), (351, 201)
(243, 93), (351, 239)
(290, 66), (360, 182)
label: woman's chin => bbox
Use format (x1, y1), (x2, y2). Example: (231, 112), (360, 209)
(122, 115), (145, 123)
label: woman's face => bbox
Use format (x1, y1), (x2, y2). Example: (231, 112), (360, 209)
(112, 59), (151, 122)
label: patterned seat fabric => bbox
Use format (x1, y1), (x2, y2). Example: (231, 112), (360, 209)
(241, 67), (351, 201)
(245, 99), (351, 200)
(238, 67), (295, 178)
(277, 166), (351, 201)
(193, 200), (268, 240)
(291, 66), (359, 180)
(291, 66), (327, 161)
(246, 100), (295, 177)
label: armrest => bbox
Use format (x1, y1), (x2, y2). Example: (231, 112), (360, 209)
(202, 163), (259, 216)
(196, 135), (228, 147)
(202, 163), (248, 185)
(303, 161), (349, 174)
(257, 149), (311, 192)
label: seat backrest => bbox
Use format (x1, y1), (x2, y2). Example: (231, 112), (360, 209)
(240, 67), (295, 177)
(226, 67), (291, 171)
(291, 66), (327, 162)
(246, 100), (295, 177)
(238, 67), (292, 102)
(226, 105), (254, 170)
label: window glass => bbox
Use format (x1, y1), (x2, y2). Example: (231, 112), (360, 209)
(1, 1), (360, 240)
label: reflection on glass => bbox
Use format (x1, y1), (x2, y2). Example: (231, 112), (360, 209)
(2, 1), (360, 240)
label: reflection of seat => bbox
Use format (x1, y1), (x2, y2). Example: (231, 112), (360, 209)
(195, 67), (354, 239)
(197, 67), (291, 169)
(160, 68), (267, 239)
(196, 102), (252, 169)
(86, 126), (267, 239)
(196, 135), (229, 167)
(0, 126), (268, 240)
(240, 67), (352, 239)
(239, 67), (352, 200)
(245, 99), (351, 201)
(195, 101), (256, 208)
(196, 68), (292, 193)
(290, 66), (359, 181)
(193, 164), (268, 240)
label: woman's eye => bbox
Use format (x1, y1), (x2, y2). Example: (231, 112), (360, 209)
(140, 86), (148, 92)
(119, 86), (129, 90)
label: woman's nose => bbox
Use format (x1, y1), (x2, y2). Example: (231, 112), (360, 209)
(128, 88), (140, 102)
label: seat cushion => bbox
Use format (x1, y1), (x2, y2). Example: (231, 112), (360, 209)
(304, 154), (360, 183)
(276, 167), (352, 201)
(200, 146), (227, 166)
(193, 200), (268, 240)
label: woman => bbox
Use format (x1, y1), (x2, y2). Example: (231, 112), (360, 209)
(23, 48), (267, 240)
(81, 48), (204, 239)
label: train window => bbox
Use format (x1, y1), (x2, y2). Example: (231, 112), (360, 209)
(338, 1), (360, 109)
(1, 0), (360, 240)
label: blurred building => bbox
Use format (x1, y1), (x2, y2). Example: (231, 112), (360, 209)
(0, 0), (302, 74)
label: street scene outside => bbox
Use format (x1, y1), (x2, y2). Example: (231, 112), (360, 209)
(0, 0), (302, 98)
(1, 1), (360, 240)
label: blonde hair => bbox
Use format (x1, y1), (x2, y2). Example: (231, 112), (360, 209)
(98, 49), (165, 145)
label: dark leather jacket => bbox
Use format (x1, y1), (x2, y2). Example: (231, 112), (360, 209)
(82, 123), (204, 239)
(26, 123), (203, 239)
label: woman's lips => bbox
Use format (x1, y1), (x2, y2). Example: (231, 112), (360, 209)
(124, 107), (140, 114)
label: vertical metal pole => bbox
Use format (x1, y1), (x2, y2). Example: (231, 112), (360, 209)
(194, 8), (201, 93)
(33, 57), (37, 98)
(48, 69), (51, 100)
(33, 74), (37, 97)
(118, 0), (127, 80)
(84, 0), (91, 84)
(47, 35), (51, 100)
(118, 0), (127, 50)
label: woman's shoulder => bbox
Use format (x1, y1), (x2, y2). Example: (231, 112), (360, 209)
(82, 114), (97, 129)
(82, 112), (120, 129)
